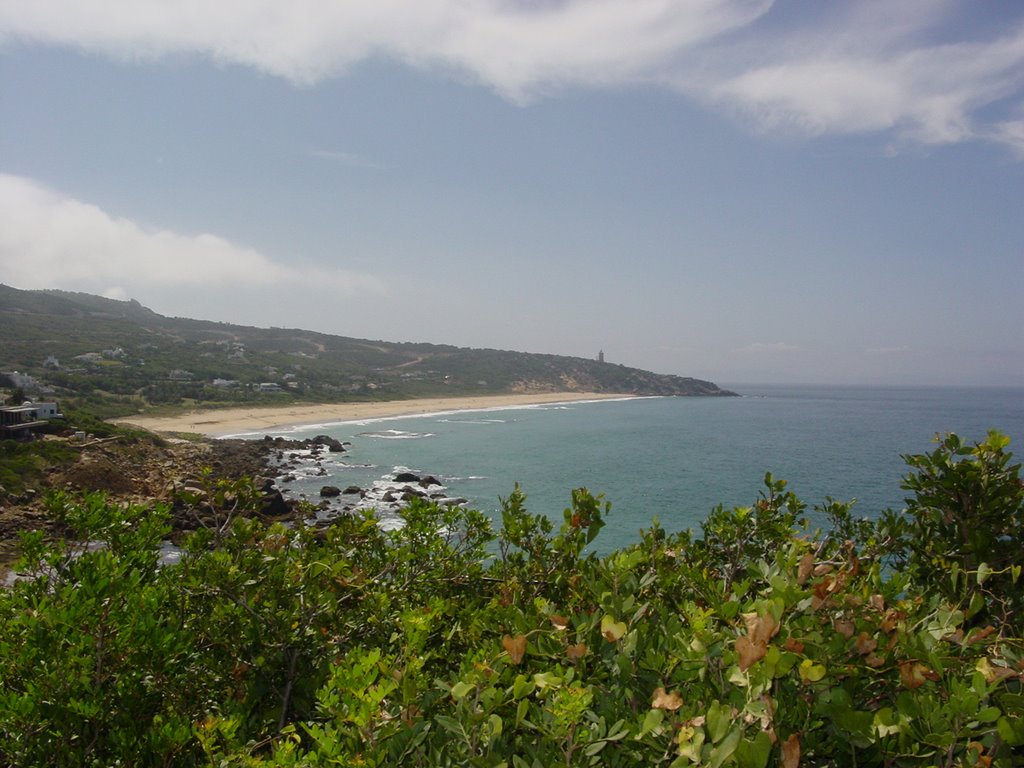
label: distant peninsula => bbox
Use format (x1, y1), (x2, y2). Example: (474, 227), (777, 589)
(0, 284), (735, 420)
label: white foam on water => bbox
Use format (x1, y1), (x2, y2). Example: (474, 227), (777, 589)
(357, 429), (435, 440)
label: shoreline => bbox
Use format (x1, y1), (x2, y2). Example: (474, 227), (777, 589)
(113, 392), (637, 438)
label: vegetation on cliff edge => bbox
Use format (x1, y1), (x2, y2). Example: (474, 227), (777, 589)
(0, 431), (1021, 766)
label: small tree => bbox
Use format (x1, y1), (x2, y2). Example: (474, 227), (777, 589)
(901, 430), (1024, 627)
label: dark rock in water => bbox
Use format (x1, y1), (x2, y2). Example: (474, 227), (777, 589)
(382, 491), (398, 502)
(260, 489), (292, 519)
(311, 434), (347, 453)
(401, 489), (427, 501)
(342, 485), (363, 495)
(320, 485), (342, 497)
(394, 472), (421, 483)
(419, 475), (441, 488)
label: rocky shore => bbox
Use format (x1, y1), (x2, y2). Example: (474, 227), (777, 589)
(0, 426), (477, 578)
(0, 433), (347, 570)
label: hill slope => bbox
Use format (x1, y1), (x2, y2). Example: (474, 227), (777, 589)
(0, 284), (734, 414)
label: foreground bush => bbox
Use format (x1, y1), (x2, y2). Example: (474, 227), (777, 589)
(0, 432), (1021, 766)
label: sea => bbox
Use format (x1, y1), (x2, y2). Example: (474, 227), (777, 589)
(236, 385), (1024, 553)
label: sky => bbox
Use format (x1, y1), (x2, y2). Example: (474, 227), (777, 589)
(1, 1), (1022, 387)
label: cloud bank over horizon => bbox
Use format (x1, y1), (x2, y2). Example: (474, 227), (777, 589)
(2, 0), (1023, 154)
(0, 174), (383, 303)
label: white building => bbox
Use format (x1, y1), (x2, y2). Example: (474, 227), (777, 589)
(22, 401), (63, 419)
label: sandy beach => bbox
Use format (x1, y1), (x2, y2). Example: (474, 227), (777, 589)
(114, 392), (633, 438)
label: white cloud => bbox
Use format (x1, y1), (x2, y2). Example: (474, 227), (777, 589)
(1, 0), (1023, 151)
(0, 173), (382, 297)
(703, 3), (1024, 148)
(0, 0), (772, 97)
(991, 117), (1024, 158)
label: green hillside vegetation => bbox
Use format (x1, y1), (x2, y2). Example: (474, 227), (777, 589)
(1, 431), (1021, 766)
(0, 285), (733, 418)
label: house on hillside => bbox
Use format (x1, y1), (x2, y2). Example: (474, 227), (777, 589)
(0, 400), (62, 439)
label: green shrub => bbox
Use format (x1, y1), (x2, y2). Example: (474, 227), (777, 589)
(0, 433), (1021, 766)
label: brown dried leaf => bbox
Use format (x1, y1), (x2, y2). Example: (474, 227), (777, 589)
(737, 635), (767, 672)
(869, 594), (886, 612)
(797, 552), (815, 585)
(969, 626), (997, 644)
(566, 643), (588, 663)
(899, 661), (938, 689)
(502, 634), (527, 665)
(813, 577), (834, 602)
(751, 613), (780, 646)
(651, 686), (684, 711)
(549, 615), (569, 631)
(834, 619), (855, 639)
(854, 632), (878, 656)
(783, 637), (805, 654)
(880, 609), (904, 634)
(781, 733), (801, 768)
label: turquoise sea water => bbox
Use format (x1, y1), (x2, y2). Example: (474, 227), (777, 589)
(250, 385), (1024, 552)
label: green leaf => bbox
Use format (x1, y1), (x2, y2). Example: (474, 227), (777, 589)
(977, 706), (1001, 723)
(798, 659), (827, 683)
(451, 681), (474, 701)
(516, 699), (529, 727)
(512, 674), (536, 701)
(584, 740), (608, 757)
(639, 708), (665, 738)
(997, 716), (1024, 746)
(709, 727), (742, 768)
(976, 562), (991, 586)
(434, 715), (467, 739)
(706, 701), (730, 744)
(487, 713), (503, 745)
(736, 731), (772, 768)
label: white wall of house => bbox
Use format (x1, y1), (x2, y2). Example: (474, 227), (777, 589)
(22, 401), (62, 419)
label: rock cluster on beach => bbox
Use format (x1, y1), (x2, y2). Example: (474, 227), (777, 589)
(269, 437), (468, 529)
(0, 429), (472, 574)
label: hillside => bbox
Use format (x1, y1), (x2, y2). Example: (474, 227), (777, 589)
(0, 285), (734, 416)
